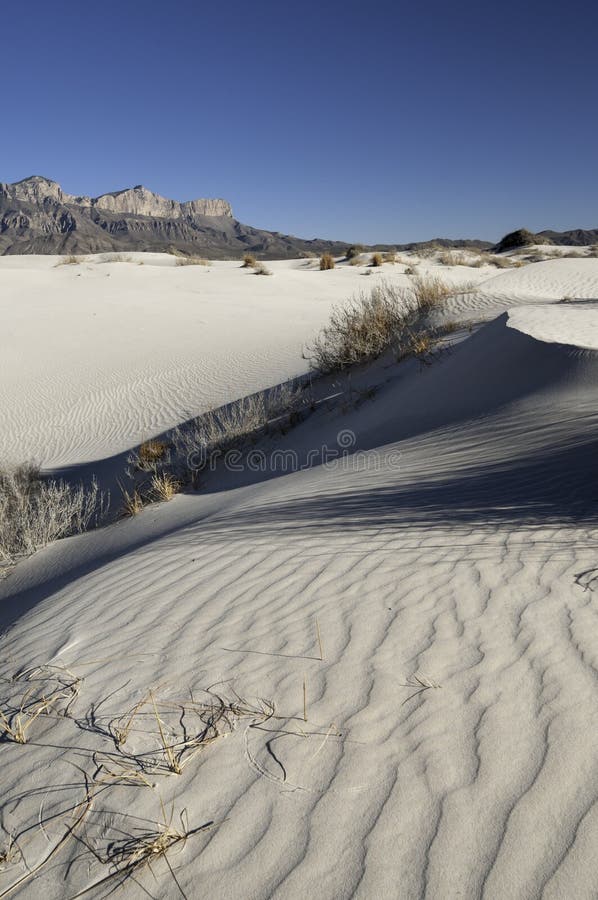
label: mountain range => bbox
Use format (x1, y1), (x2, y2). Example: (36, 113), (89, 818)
(0, 176), (596, 258)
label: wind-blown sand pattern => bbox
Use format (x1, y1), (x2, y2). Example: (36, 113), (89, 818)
(1, 252), (598, 898)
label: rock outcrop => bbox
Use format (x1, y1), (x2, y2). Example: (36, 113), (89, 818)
(0, 175), (354, 258)
(1, 176), (232, 219)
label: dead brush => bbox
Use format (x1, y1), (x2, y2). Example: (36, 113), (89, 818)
(242, 253), (257, 268)
(319, 253), (335, 270)
(0, 664), (81, 744)
(72, 799), (215, 900)
(253, 262), (272, 275)
(100, 688), (275, 777)
(400, 674), (442, 705)
(150, 472), (180, 502)
(0, 832), (20, 871)
(370, 252), (384, 267)
(119, 485), (145, 517)
(55, 254), (84, 266)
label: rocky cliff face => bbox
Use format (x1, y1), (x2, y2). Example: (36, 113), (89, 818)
(0, 175), (353, 258)
(0, 176), (232, 219)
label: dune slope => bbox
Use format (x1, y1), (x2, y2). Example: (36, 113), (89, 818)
(1, 307), (598, 899)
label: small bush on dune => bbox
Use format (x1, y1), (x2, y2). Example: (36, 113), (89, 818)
(370, 253), (384, 267)
(134, 439), (170, 471)
(320, 253), (335, 270)
(345, 245), (363, 260)
(305, 277), (453, 373)
(349, 255), (365, 266)
(382, 251), (397, 264)
(411, 274), (454, 311)
(0, 464), (103, 568)
(242, 254), (257, 268)
(254, 262), (272, 275)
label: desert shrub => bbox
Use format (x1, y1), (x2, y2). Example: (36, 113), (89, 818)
(131, 439), (170, 472)
(404, 265), (417, 275)
(242, 254), (257, 268)
(370, 253), (384, 267)
(382, 251), (397, 264)
(345, 245), (363, 260)
(305, 278), (450, 373)
(562, 250), (585, 259)
(320, 253), (335, 270)
(173, 382), (305, 473)
(176, 257), (209, 266)
(411, 274), (454, 311)
(254, 262), (272, 275)
(0, 464), (103, 568)
(349, 255), (365, 266)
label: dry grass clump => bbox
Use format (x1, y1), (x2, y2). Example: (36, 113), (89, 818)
(562, 249), (585, 258)
(120, 487), (145, 518)
(370, 252), (384, 267)
(150, 472), (180, 502)
(74, 798), (216, 899)
(175, 257), (209, 266)
(348, 255), (365, 266)
(0, 665), (80, 743)
(320, 253), (335, 270)
(242, 253), (257, 268)
(404, 265), (417, 275)
(253, 262), (272, 275)
(382, 251), (397, 264)
(0, 464), (103, 569)
(100, 688), (274, 777)
(305, 278), (450, 373)
(56, 254), (85, 266)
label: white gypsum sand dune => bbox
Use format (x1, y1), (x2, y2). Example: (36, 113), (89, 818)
(1, 255), (598, 898)
(0, 250), (543, 469)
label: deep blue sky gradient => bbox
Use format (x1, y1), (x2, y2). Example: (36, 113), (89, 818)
(3, 0), (597, 242)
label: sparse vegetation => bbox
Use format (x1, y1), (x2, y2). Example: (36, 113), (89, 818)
(173, 382), (305, 474)
(253, 262), (272, 275)
(0, 464), (104, 570)
(56, 254), (85, 266)
(348, 255), (365, 266)
(136, 439), (170, 471)
(370, 252), (384, 267)
(242, 254), (257, 268)
(345, 245), (363, 260)
(305, 278), (452, 373)
(150, 472), (180, 502)
(176, 257), (209, 266)
(382, 251), (397, 264)
(320, 253), (335, 270)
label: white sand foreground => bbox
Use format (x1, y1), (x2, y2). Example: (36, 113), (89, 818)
(1, 254), (598, 898)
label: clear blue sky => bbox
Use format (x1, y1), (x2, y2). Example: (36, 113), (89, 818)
(3, 0), (597, 243)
